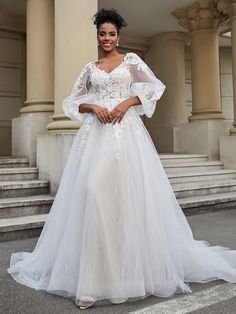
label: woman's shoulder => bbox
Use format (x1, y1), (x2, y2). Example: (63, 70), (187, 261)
(75, 62), (94, 82)
(83, 53), (141, 66)
(80, 52), (143, 72)
(79, 61), (94, 74)
(124, 52), (143, 65)
(82, 61), (94, 70)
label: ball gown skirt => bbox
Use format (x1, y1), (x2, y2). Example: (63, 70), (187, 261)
(7, 52), (236, 307)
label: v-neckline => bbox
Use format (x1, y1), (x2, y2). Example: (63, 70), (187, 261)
(94, 53), (128, 75)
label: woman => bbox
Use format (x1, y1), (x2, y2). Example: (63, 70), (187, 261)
(8, 8), (236, 310)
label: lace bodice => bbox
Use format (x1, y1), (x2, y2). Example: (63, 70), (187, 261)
(89, 61), (131, 102)
(63, 53), (166, 123)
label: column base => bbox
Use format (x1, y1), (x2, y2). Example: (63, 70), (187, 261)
(12, 113), (53, 166)
(20, 100), (54, 114)
(37, 132), (76, 194)
(188, 112), (225, 121)
(46, 114), (81, 133)
(176, 120), (232, 160)
(220, 135), (236, 169)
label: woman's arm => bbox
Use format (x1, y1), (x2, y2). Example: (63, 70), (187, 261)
(79, 103), (112, 124)
(62, 63), (100, 123)
(121, 96), (141, 108)
(129, 54), (166, 118)
(110, 96), (141, 124)
(79, 103), (97, 114)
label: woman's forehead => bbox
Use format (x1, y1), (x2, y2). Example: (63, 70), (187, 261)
(98, 23), (117, 32)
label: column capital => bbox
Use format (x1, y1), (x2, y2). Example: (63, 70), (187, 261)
(173, 0), (229, 32)
(218, 0), (236, 18)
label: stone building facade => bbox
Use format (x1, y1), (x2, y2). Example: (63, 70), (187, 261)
(0, 0), (236, 194)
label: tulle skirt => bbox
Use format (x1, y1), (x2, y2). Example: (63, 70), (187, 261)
(8, 111), (236, 306)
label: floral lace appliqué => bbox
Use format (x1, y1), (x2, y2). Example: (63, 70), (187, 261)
(104, 123), (124, 160)
(74, 116), (94, 162)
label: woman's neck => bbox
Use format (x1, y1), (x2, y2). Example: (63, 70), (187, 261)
(102, 50), (120, 59)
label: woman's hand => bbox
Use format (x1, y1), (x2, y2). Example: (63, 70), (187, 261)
(110, 102), (130, 124)
(92, 105), (111, 124)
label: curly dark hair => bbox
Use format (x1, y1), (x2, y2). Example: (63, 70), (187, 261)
(93, 8), (127, 34)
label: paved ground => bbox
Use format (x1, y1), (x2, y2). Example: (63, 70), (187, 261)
(1, 209), (236, 314)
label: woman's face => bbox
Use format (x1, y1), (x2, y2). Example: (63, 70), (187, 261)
(97, 23), (119, 53)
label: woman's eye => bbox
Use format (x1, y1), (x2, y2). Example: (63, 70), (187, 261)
(98, 32), (116, 37)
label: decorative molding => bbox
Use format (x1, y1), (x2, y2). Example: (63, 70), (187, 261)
(0, 29), (24, 39)
(147, 31), (189, 46)
(119, 34), (148, 52)
(0, 91), (21, 98)
(0, 121), (12, 127)
(0, 11), (26, 33)
(0, 62), (22, 69)
(219, 21), (231, 35)
(173, 0), (229, 32)
(217, 0), (234, 16)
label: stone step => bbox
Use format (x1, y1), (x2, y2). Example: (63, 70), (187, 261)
(2, 191), (236, 241)
(0, 213), (47, 241)
(164, 161), (223, 175)
(160, 154), (208, 165)
(0, 180), (49, 198)
(0, 167), (38, 181)
(0, 157), (29, 168)
(0, 195), (54, 219)
(179, 192), (236, 215)
(168, 169), (236, 183)
(173, 179), (236, 198)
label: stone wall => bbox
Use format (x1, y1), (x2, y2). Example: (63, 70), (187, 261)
(220, 47), (234, 121)
(0, 12), (26, 156)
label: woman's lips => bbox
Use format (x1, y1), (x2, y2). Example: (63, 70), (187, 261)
(102, 43), (112, 47)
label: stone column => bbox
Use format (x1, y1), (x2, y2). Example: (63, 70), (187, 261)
(173, 0), (231, 159)
(190, 28), (224, 120)
(12, 0), (54, 165)
(227, 0), (236, 135)
(219, 0), (236, 168)
(47, 0), (97, 132)
(37, 0), (98, 194)
(174, 0), (225, 121)
(144, 31), (189, 152)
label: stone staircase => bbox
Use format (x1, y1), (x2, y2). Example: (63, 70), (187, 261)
(0, 157), (53, 241)
(1, 154), (236, 241)
(161, 154), (236, 214)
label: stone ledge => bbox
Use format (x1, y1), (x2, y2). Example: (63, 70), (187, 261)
(0, 180), (49, 190)
(0, 214), (47, 231)
(0, 168), (38, 174)
(0, 195), (54, 208)
(168, 169), (236, 183)
(180, 192), (236, 215)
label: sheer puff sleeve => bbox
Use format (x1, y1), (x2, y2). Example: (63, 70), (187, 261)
(128, 53), (166, 118)
(62, 62), (97, 123)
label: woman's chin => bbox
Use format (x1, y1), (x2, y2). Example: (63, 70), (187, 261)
(101, 46), (116, 53)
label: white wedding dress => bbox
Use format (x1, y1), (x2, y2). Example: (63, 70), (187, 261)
(8, 53), (236, 306)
